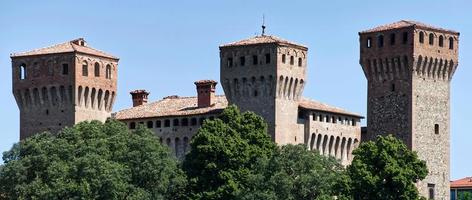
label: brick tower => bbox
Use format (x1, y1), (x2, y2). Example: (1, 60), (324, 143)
(220, 34), (307, 144)
(359, 20), (459, 199)
(11, 38), (119, 139)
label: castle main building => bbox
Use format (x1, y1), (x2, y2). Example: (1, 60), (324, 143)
(114, 34), (363, 165)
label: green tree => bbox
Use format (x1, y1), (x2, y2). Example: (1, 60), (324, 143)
(347, 135), (428, 200)
(182, 105), (277, 200)
(0, 120), (186, 200)
(242, 144), (351, 200)
(458, 191), (472, 200)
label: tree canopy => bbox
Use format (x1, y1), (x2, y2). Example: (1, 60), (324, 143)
(0, 120), (186, 200)
(347, 135), (428, 200)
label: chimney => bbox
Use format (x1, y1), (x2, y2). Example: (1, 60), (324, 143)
(194, 80), (217, 107)
(130, 90), (150, 107)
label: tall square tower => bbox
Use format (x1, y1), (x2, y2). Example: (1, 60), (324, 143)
(359, 20), (459, 199)
(11, 38), (119, 139)
(219, 34), (307, 144)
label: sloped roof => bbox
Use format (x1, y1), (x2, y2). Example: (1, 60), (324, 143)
(220, 35), (307, 49)
(10, 38), (119, 59)
(451, 177), (472, 188)
(360, 20), (459, 34)
(299, 97), (363, 118)
(114, 95), (362, 120)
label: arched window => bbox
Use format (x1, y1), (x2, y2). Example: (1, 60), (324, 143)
(19, 64), (27, 80)
(439, 36), (444, 47)
(377, 35), (384, 48)
(429, 33), (434, 45)
(366, 37), (372, 48)
(434, 124), (439, 134)
(106, 64), (112, 79)
(419, 32), (425, 43)
(164, 119), (170, 127)
(82, 61), (88, 76)
(191, 118), (197, 126)
(282, 54), (286, 63)
(449, 37), (454, 49)
(94, 62), (100, 77)
(389, 33), (396, 45)
(173, 119), (179, 126)
(298, 58), (302, 67)
(129, 122), (136, 129)
(290, 56), (294, 65)
(156, 120), (162, 128)
(147, 121), (153, 128)
(182, 118), (189, 126)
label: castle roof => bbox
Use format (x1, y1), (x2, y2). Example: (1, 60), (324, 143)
(451, 177), (472, 188)
(10, 38), (119, 60)
(114, 95), (362, 120)
(220, 35), (307, 50)
(359, 20), (459, 35)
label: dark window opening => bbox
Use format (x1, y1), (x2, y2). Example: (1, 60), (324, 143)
(147, 121), (153, 128)
(182, 118), (189, 126)
(191, 118), (197, 126)
(298, 58), (302, 67)
(428, 184), (435, 200)
(390, 33), (396, 45)
(449, 37), (454, 49)
(352, 119), (356, 126)
(82, 64), (88, 76)
(62, 64), (69, 75)
(290, 56), (294, 65)
(429, 33), (434, 45)
(19, 64), (27, 80)
(130, 122), (136, 129)
(282, 54), (286, 63)
(402, 32), (408, 44)
(298, 111), (305, 119)
(252, 55), (258, 65)
(419, 32), (425, 43)
(378, 35), (384, 48)
(253, 90), (258, 97)
(227, 57), (233, 67)
(173, 119), (179, 126)
(239, 56), (245, 66)
(391, 83), (396, 92)
(434, 124), (439, 135)
(94, 63), (100, 77)
(331, 116), (336, 123)
(199, 117), (206, 125)
(156, 120), (162, 128)
(366, 37), (372, 48)
(265, 53), (270, 64)
(164, 119), (170, 127)
(439, 36), (444, 47)
(326, 115), (331, 123)
(46, 109), (49, 115)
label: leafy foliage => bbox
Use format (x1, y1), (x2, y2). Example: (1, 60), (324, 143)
(0, 120), (186, 200)
(242, 144), (351, 200)
(182, 105), (277, 200)
(458, 192), (472, 200)
(347, 135), (428, 200)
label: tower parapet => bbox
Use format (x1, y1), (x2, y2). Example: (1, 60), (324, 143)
(359, 20), (459, 200)
(11, 38), (119, 139)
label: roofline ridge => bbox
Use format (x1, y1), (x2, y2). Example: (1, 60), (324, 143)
(11, 40), (71, 57)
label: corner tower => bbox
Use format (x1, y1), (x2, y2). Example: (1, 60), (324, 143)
(11, 38), (119, 139)
(359, 20), (459, 199)
(220, 34), (307, 144)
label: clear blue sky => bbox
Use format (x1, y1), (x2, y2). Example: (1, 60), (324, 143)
(1, 1), (470, 179)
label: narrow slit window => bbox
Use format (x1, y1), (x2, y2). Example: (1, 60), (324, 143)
(298, 58), (302, 67)
(429, 33), (434, 45)
(62, 64), (69, 75)
(390, 33), (396, 45)
(434, 124), (439, 135)
(290, 56), (294, 65)
(449, 37), (454, 49)
(19, 64), (27, 80)
(282, 54), (286, 63)
(402, 32), (408, 44)
(366, 37), (372, 48)
(265, 53), (270, 64)
(378, 35), (384, 48)
(227, 57), (233, 67)
(419, 32), (425, 43)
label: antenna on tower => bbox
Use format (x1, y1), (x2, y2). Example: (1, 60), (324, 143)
(261, 14), (266, 36)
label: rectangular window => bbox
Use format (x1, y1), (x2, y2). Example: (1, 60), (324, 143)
(390, 33), (396, 45)
(403, 32), (408, 44)
(253, 55), (258, 65)
(239, 56), (245, 66)
(265, 53), (270, 64)
(428, 184), (435, 200)
(434, 124), (439, 135)
(367, 37), (372, 48)
(82, 65), (88, 76)
(156, 120), (162, 128)
(227, 57), (233, 67)
(62, 64), (69, 75)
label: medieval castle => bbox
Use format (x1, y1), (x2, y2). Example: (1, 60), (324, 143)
(11, 20), (459, 199)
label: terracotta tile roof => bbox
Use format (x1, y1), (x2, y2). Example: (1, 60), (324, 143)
(10, 38), (119, 60)
(360, 20), (459, 34)
(299, 97), (363, 118)
(114, 95), (362, 120)
(114, 95), (228, 120)
(451, 177), (472, 188)
(220, 35), (307, 49)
